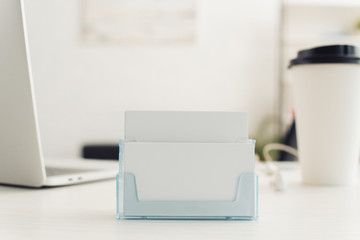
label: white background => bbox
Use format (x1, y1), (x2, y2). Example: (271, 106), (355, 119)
(23, 0), (279, 158)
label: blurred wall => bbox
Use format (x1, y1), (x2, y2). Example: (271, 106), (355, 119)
(23, 0), (279, 158)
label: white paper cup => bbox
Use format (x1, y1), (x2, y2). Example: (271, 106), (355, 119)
(289, 45), (360, 185)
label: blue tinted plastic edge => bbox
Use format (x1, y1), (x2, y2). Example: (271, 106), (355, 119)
(119, 216), (256, 220)
(251, 139), (258, 220)
(116, 140), (124, 219)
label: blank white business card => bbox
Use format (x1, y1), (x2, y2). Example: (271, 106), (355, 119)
(125, 111), (248, 142)
(124, 142), (254, 201)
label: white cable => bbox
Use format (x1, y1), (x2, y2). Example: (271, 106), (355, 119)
(263, 143), (298, 162)
(262, 143), (298, 191)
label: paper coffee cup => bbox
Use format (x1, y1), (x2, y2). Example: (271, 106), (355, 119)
(289, 45), (360, 185)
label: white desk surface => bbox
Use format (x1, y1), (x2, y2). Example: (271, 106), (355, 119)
(1, 163), (360, 240)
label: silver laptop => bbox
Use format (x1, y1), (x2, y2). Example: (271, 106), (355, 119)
(0, 0), (117, 187)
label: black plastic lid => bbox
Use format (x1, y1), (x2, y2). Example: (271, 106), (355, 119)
(289, 45), (360, 68)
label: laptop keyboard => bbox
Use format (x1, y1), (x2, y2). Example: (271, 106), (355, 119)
(45, 167), (97, 176)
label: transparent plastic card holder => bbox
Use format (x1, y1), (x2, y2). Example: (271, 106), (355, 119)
(116, 140), (258, 220)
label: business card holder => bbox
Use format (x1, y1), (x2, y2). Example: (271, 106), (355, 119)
(116, 140), (258, 220)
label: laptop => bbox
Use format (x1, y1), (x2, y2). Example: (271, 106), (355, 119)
(0, 0), (118, 187)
